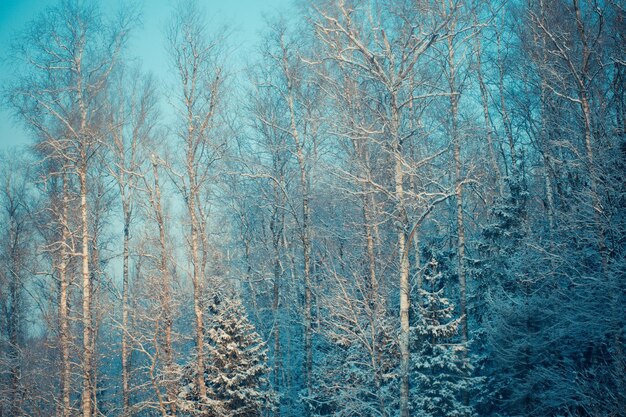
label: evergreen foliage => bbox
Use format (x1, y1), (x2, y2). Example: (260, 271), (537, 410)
(178, 295), (275, 416)
(412, 258), (477, 417)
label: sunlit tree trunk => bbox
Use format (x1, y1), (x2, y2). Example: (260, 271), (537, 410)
(79, 166), (93, 417)
(59, 174), (71, 417)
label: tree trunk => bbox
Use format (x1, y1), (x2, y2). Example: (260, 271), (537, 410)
(299, 164), (312, 397)
(151, 160), (176, 415)
(452, 74), (468, 350)
(444, 10), (469, 411)
(443, 6), (468, 351)
(283, 49), (313, 399)
(271, 199), (282, 417)
(272, 261), (281, 408)
(59, 175), (71, 417)
(122, 211), (131, 417)
(188, 165), (207, 400)
(391, 93), (410, 417)
(80, 167), (93, 417)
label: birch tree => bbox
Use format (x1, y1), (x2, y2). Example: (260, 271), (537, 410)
(309, 2), (450, 414)
(107, 67), (158, 416)
(166, 0), (228, 404)
(8, 2), (132, 414)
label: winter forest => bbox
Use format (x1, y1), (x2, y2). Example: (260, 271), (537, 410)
(0, 0), (624, 415)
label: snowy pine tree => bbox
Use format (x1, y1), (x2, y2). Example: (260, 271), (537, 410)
(177, 295), (275, 416)
(411, 258), (476, 417)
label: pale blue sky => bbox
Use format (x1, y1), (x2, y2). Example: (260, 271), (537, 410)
(0, 0), (292, 149)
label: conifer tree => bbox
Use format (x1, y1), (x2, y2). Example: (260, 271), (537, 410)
(411, 258), (476, 417)
(178, 295), (275, 416)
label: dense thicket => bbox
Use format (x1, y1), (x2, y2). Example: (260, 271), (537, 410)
(0, 0), (624, 416)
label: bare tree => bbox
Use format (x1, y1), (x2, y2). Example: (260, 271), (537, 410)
(309, 2), (450, 414)
(8, 2), (132, 414)
(166, 0), (228, 403)
(2, 0), (624, 415)
(106, 66), (158, 416)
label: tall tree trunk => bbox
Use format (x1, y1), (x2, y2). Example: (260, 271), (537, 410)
(298, 162), (312, 397)
(188, 163), (207, 399)
(271, 167), (288, 416)
(391, 92), (411, 417)
(121, 209), (131, 417)
(571, 0), (606, 266)
(59, 175), (71, 417)
(397, 171), (410, 417)
(447, 28), (468, 351)
(270, 186), (283, 417)
(283, 46), (313, 398)
(80, 167), (93, 417)
(440, 0), (468, 351)
(151, 160), (176, 415)
(443, 7), (469, 410)
(353, 139), (385, 413)
(363, 192), (386, 417)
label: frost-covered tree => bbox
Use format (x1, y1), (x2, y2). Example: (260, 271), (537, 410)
(1, 0), (625, 415)
(309, 282), (399, 417)
(411, 258), (476, 417)
(178, 295), (275, 416)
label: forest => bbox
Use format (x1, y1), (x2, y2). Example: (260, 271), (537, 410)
(0, 0), (624, 416)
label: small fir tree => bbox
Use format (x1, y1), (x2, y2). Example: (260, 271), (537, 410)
(411, 258), (476, 417)
(178, 295), (275, 416)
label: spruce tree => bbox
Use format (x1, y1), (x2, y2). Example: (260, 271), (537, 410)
(178, 295), (275, 416)
(411, 258), (476, 417)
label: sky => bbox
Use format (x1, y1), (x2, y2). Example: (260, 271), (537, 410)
(0, 0), (292, 150)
